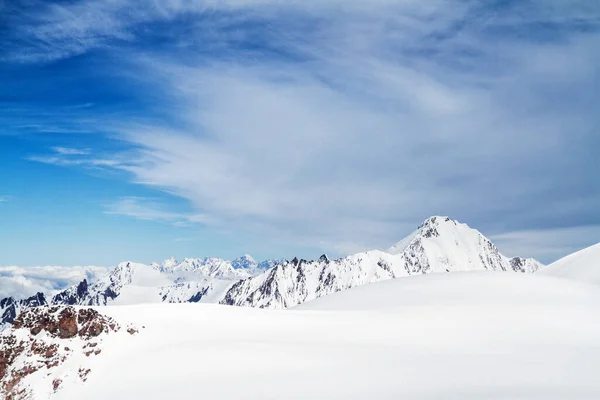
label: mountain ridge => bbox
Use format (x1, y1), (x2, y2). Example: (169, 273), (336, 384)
(220, 216), (543, 309)
(1, 216), (545, 326)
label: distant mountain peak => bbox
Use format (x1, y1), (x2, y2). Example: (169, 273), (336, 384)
(388, 216), (474, 255)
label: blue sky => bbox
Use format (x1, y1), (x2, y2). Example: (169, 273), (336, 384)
(0, 0), (599, 266)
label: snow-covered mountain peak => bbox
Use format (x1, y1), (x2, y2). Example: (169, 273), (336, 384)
(108, 262), (165, 286)
(418, 215), (456, 229)
(387, 216), (468, 255)
(415, 215), (474, 238)
(161, 257), (179, 270)
(231, 254), (257, 269)
(386, 216), (544, 275)
(318, 254), (330, 263)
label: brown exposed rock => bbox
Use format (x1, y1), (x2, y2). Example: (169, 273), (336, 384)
(78, 368), (91, 382)
(12, 306), (119, 339)
(57, 308), (78, 339)
(0, 335), (19, 381)
(2, 306), (123, 398)
(127, 327), (138, 335)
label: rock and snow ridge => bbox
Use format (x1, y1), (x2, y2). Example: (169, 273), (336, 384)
(220, 216), (544, 309)
(47, 255), (277, 309)
(1, 216), (544, 320)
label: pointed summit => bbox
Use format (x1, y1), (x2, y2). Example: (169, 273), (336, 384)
(386, 216), (542, 274)
(388, 216), (465, 255)
(418, 215), (455, 228)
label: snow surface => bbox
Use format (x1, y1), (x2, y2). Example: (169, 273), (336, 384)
(540, 242), (600, 285)
(38, 272), (600, 400)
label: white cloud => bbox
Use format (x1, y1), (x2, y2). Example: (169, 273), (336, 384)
(490, 227), (600, 265)
(13, 0), (600, 259)
(104, 197), (211, 226)
(27, 155), (120, 168)
(0, 265), (110, 299)
(52, 146), (91, 155)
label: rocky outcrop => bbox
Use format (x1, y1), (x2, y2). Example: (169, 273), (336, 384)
(509, 257), (544, 273)
(1, 306), (121, 399)
(12, 306), (119, 339)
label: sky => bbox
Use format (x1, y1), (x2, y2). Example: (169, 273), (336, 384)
(0, 0), (599, 267)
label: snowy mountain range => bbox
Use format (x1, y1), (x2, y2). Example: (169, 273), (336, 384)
(221, 216), (543, 308)
(4, 217), (600, 399)
(0, 216), (544, 327)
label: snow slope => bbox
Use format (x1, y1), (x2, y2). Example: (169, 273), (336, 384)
(17, 272), (600, 399)
(540, 242), (600, 285)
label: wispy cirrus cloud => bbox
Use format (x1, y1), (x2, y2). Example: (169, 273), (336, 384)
(27, 145), (122, 168)
(491, 225), (600, 264)
(12, 0), (600, 262)
(52, 146), (91, 156)
(27, 155), (120, 168)
(104, 197), (211, 227)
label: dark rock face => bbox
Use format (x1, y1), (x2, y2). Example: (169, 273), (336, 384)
(21, 293), (46, 308)
(188, 287), (210, 303)
(0, 293), (48, 326)
(52, 279), (89, 305)
(509, 257), (531, 273)
(220, 280), (244, 306)
(52, 278), (120, 307)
